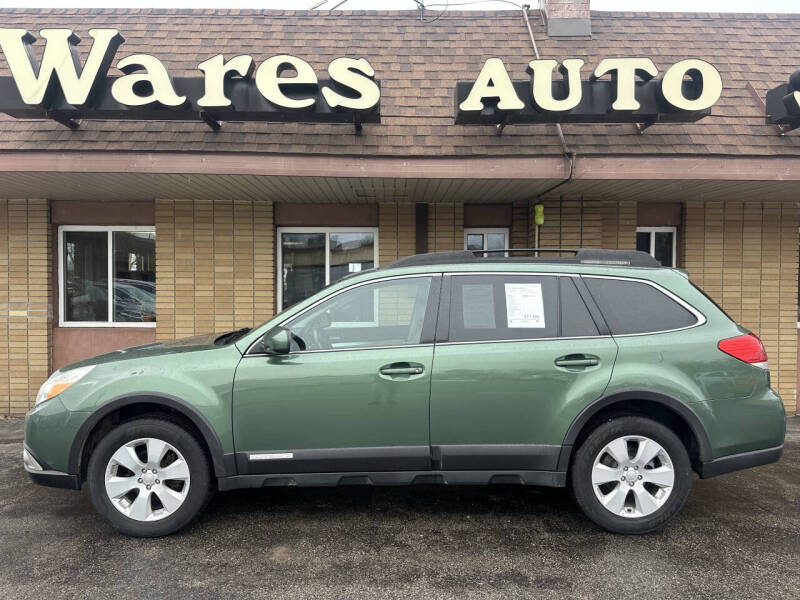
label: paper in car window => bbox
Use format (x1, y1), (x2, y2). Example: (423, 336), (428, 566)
(462, 284), (496, 329)
(504, 283), (546, 328)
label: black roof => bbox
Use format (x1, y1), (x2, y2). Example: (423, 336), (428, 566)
(383, 249), (663, 270)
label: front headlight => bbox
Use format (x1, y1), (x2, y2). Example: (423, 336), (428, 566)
(34, 365), (95, 406)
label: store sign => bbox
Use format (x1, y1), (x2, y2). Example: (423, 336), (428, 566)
(0, 28), (381, 125)
(455, 57), (723, 124)
(765, 69), (800, 129)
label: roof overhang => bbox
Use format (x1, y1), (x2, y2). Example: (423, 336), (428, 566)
(1, 152), (800, 203)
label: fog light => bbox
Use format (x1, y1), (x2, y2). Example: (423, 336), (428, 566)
(23, 448), (43, 472)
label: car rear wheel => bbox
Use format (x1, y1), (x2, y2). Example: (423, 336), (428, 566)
(87, 417), (213, 537)
(570, 415), (692, 534)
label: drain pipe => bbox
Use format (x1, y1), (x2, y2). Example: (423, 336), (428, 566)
(521, 3), (576, 253)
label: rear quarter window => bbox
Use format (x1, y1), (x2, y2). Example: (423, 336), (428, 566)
(584, 277), (698, 335)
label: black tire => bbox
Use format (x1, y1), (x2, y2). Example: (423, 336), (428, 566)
(570, 416), (692, 534)
(87, 417), (214, 537)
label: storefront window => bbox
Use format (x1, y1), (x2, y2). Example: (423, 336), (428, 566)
(278, 227), (377, 310)
(636, 226), (676, 267)
(60, 227), (156, 326)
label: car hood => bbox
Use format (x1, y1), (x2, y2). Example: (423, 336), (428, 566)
(62, 333), (230, 370)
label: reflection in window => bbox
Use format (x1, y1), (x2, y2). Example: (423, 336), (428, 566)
(329, 232), (375, 284)
(278, 229), (377, 310)
(636, 227), (676, 267)
(61, 228), (155, 325)
(64, 231), (108, 322)
(464, 228), (509, 256)
(113, 231), (156, 322)
(281, 233), (326, 310)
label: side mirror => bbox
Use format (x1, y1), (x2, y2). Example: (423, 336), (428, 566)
(261, 326), (291, 355)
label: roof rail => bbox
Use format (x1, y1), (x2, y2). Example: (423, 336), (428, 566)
(383, 248), (662, 269)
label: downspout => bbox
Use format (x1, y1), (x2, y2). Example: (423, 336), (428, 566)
(521, 3), (577, 251)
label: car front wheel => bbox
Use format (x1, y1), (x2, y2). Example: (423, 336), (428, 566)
(87, 417), (213, 537)
(570, 415), (692, 534)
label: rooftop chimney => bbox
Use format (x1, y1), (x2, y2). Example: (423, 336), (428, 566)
(542, 0), (591, 37)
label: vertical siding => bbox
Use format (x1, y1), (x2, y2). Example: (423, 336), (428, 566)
(379, 201), (416, 264)
(510, 200), (529, 249)
(601, 201), (636, 249)
(684, 200), (798, 413)
(156, 199), (276, 342)
(154, 200), (176, 342)
(0, 200), (7, 416)
(428, 202), (463, 252)
(0, 199), (51, 416)
(253, 201), (275, 324)
(534, 198), (608, 250)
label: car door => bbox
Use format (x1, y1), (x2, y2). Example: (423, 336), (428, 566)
(429, 273), (618, 472)
(233, 274), (440, 475)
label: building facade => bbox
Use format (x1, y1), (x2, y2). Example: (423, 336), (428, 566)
(1, 3), (799, 417)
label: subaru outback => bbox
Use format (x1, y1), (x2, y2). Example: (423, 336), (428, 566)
(23, 248), (786, 536)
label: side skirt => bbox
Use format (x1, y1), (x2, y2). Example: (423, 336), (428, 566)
(218, 469), (566, 491)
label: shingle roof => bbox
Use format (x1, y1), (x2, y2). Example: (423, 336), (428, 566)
(1, 8), (799, 157)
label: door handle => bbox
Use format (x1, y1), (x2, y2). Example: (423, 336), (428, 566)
(379, 362), (425, 377)
(554, 354), (600, 368)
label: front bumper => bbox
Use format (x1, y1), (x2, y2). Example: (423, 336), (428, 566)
(22, 444), (80, 490)
(698, 444), (783, 479)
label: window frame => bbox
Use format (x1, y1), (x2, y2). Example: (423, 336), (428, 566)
(57, 225), (156, 328)
(276, 226), (380, 312)
(463, 227), (510, 253)
(636, 226), (677, 268)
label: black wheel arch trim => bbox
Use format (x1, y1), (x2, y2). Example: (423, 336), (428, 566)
(67, 392), (234, 480)
(558, 389), (713, 471)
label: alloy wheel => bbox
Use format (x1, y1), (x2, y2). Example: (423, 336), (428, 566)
(104, 437), (191, 522)
(591, 435), (675, 519)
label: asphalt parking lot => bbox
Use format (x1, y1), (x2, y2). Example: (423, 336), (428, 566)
(1, 417), (798, 599)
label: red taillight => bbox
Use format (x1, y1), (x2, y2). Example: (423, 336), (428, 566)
(718, 334), (768, 367)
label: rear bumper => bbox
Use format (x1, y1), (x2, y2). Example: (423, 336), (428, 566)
(698, 444), (783, 479)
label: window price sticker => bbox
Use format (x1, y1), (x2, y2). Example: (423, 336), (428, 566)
(504, 283), (545, 328)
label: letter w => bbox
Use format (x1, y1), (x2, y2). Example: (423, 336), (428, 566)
(0, 28), (123, 106)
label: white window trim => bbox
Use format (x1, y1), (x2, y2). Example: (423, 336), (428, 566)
(58, 225), (156, 328)
(276, 226), (379, 312)
(636, 226), (677, 268)
(464, 228), (510, 252)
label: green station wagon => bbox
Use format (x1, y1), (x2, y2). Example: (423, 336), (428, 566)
(23, 249), (786, 536)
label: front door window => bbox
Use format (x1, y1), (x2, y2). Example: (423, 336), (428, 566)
(286, 276), (433, 351)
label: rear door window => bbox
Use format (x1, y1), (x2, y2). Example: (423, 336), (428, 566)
(449, 274), (600, 342)
(583, 277), (698, 335)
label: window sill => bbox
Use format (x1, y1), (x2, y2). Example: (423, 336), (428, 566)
(57, 322), (157, 328)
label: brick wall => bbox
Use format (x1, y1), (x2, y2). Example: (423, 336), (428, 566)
(0, 199), (51, 416)
(155, 199), (274, 341)
(684, 200), (799, 413)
